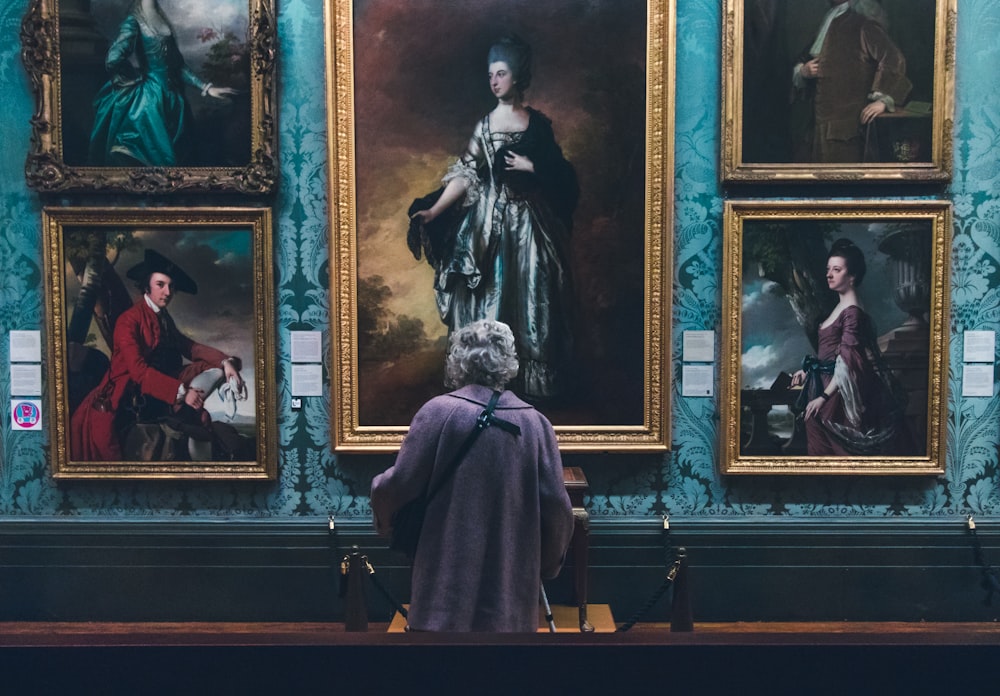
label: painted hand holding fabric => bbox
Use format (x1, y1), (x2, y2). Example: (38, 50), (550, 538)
(217, 376), (248, 420)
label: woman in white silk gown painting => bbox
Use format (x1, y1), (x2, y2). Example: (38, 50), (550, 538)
(408, 33), (578, 404)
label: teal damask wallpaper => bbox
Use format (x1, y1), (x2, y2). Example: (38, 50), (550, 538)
(0, 0), (997, 519)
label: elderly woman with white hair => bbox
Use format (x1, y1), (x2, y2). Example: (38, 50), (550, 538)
(371, 319), (574, 632)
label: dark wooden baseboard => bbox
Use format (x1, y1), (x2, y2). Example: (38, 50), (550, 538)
(3, 620), (1000, 646)
(1, 517), (997, 623)
(1, 621), (998, 694)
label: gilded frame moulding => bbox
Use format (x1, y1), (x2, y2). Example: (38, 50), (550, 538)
(721, 0), (956, 183)
(325, 0), (675, 452)
(20, 0), (277, 194)
(42, 206), (277, 479)
(721, 200), (951, 475)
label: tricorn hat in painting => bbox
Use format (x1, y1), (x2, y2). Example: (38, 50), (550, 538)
(126, 248), (198, 294)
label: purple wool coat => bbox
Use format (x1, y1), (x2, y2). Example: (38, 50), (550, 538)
(371, 384), (574, 632)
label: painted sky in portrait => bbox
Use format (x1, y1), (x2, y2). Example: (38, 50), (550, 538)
(89, 0), (247, 68)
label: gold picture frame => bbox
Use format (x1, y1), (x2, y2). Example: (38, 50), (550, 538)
(42, 207), (276, 479)
(721, 0), (956, 183)
(325, 0), (675, 452)
(20, 0), (277, 194)
(721, 200), (951, 475)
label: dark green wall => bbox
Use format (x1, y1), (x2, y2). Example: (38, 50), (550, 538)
(2, 518), (997, 623)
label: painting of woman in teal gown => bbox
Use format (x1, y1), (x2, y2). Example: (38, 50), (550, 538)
(22, 0), (274, 192)
(87, 0), (240, 167)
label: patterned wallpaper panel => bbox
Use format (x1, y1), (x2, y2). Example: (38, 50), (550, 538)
(0, 0), (997, 518)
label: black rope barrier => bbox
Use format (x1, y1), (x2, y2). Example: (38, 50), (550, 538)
(967, 515), (1000, 606)
(617, 515), (691, 632)
(329, 515), (410, 627)
(361, 554), (409, 620)
(330, 513), (695, 633)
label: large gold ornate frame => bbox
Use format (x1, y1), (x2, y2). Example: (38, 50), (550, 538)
(325, 0), (675, 452)
(20, 0), (277, 194)
(721, 200), (951, 475)
(42, 207), (277, 479)
(721, 0), (956, 183)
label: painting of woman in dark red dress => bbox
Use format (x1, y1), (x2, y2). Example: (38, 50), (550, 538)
(789, 238), (914, 456)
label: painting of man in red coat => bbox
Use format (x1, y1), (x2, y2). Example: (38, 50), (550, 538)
(70, 249), (248, 462)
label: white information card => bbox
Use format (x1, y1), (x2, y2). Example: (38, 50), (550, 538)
(682, 365), (714, 397)
(10, 363), (42, 396)
(962, 364), (994, 398)
(290, 330), (323, 363)
(682, 330), (715, 363)
(963, 330), (996, 363)
(291, 364), (324, 397)
(9, 330), (41, 363)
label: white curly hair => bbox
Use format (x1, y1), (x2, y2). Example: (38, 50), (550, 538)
(444, 320), (520, 390)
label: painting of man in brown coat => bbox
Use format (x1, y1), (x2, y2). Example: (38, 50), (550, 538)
(791, 0), (912, 163)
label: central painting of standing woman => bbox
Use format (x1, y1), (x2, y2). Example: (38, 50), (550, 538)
(349, 0), (651, 429)
(407, 34), (577, 404)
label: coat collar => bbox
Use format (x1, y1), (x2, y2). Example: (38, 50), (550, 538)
(449, 384), (532, 410)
